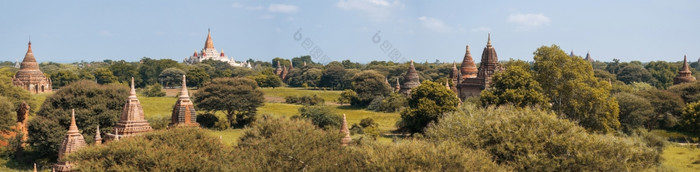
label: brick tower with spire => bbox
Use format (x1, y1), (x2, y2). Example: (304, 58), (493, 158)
(107, 78), (153, 140)
(399, 60), (421, 95)
(53, 109), (87, 172)
(169, 75), (199, 127)
(340, 114), (351, 146)
(456, 34), (503, 100)
(674, 55), (697, 85)
(12, 41), (52, 94)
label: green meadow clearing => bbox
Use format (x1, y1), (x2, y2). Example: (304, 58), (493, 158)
(3, 87), (698, 171)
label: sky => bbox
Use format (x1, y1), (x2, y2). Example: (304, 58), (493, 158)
(0, 0), (699, 64)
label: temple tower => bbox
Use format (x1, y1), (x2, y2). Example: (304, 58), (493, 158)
(394, 78), (401, 93)
(340, 114), (351, 146)
(13, 41), (52, 94)
(169, 75), (199, 127)
(399, 60), (420, 95)
(457, 34), (503, 100)
(585, 52), (594, 62)
(53, 109), (87, 172)
(460, 45), (478, 79)
(107, 78), (153, 140)
(674, 55), (696, 85)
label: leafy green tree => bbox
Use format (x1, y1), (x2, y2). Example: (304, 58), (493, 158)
(94, 68), (118, 84)
(400, 80), (460, 133)
(614, 93), (654, 133)
(143, 84), (166, 97)
(193, 77), (264, 128)
(617, 65), (656, 85)
(635, 89), (684, 129)
(291, 55), (314, 67)
(681, 100), (700, 133)
(66, 128), (234, 171)
(231, 67), (257, 78)
(319, 62), (347, 90)
(0, 75), (36, 113)
(341, 59), (362, 69)
(297, 105), (341, 129)
(49, 70), (79, 88)
(480, 60), (549, 108)
(350, 70), (391, 106)
(27, 80), (128, 160)
(271, 57), (291, 68)
(645, 61), (678, 89)
(252, 73), (282, 88)
(533, 45), (620, 133)
(337, 89), (357, 105)
(138, 57), (180, 86)
(668, 82), (700, 103)
(367, 93), (407, 112)
(0, 96), (16, 131)
(185, 67), (210, 88)
(286, 67), (322, 87)
(425, 105), (662, 171)
(158, 68), (185, 88)
(108, 60), (140, 84)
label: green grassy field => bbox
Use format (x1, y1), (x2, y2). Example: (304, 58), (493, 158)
(661, 144), (700, 171)
(261, 87), (342, 103)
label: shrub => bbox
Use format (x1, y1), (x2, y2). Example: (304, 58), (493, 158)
(424, 105), (662, 171)
(681, 100), (700, 133)
(142, 83), (165, 97)
(67, 128), (234, 171)
(297, 105), (341, 129)
(284, 95), (325, 105)
(196, 113), (219, 129)
(146, 115), (169, 130)
(359, 118), (377, 128)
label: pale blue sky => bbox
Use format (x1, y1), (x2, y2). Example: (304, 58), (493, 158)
(0, 0), (698, 63)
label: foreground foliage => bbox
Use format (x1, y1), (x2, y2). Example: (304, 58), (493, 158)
(67, 116), (506, 171)
(424, 105), (662, 171)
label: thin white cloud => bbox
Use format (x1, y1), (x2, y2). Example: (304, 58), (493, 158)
(417, 16), (450, 33)
(507, 13), (551, 29)
(268, 4), (299, 13)
(98, 30), (112, 37)
(470, 27), (491, 33)
(336, 0), (403, 21)
(232, 2), (263, 11)
(259, 14), (275, 20)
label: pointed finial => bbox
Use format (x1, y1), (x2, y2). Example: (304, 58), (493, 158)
(68, 109), (79, 133)
(445, 79), (450, 88)
(129, 77), (136, 98)
(33, 163), (37, 172)
(180, 75), (189, 98)
(487, 33), (492, 47)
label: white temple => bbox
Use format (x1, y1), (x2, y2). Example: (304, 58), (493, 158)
(184, 29), (251, 68)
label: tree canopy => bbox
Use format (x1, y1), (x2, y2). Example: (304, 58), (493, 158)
(193, 77), (264, 128)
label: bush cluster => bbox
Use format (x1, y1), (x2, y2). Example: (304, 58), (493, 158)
(284, 95), (325, 105)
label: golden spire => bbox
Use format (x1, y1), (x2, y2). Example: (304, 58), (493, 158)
(68, 109), (79, 134)
(204, 28), (214, 49)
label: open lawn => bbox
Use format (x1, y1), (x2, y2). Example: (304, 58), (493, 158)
(662, 144), (700, 171)
(261, 87), (342, 103)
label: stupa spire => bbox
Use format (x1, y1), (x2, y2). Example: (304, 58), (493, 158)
(460, 44), (478, 79)
(340, 114), (351, 146)
(487, 33), (492, 47)
(68, 109), (79, 134)
(682, 55), (690, 72)
(129, 77), (136, 98)
(180, 75), (189, 98)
